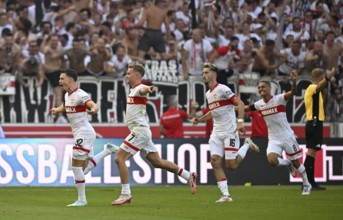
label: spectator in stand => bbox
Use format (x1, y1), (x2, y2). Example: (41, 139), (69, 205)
(181, 28), (213, 80)
(217, 25), (235, 47)
(63, 38), (88, 76)
(278, 40), (306, 76)
(303, 41), (329, 76)
(252, 39), (286, 76)
(42, 34), (65, 123)
(326, 87), (343, 122)
(17, 40), (45, 89)
(323, 31), (343, 70)
(85, 37), (111, 77)
(127, 0), (170, 61)
(209, 36), (240, 87)
(0, 32), (21, 74)
(121, 29), (142, 62)
(104, 44), (132, 78)
(160, 95), (197, 138)
(284, 17), (310, 42)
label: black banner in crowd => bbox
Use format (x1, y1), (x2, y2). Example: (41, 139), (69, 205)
(0, 60), (312, 124)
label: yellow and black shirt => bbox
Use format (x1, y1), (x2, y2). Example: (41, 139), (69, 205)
(304, 84), (325, 122)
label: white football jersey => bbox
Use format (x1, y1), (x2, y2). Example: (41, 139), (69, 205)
(252, 94), (294, 140)
(206, 83), (237, 133)
(64, 88), (95, 136)
(126, 83), (150, 131)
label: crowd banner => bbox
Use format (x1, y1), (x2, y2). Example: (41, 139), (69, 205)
(0, 138), (342, 186)
(0, 60), (313, 124)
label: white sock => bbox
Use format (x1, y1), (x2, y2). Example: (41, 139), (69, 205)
(277, 158), (291, 167)
(217, 179), (230, 196)
(237, 143), (249, 159)
(177, 168), (191, 180)
(297, 164), (310, 186)
(84, 157), (96, 175)
(72, 166), (86, 201)
(121, 183), (131, 195)
(84, 148), (111, 174)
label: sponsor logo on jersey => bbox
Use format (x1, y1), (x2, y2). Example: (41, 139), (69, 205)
(65, 105), (87, 113)
(127, 96), (147, 105)
(209, 102), (220, 110)
(259, 105), (285, 116)
(65, 107), (77, 113)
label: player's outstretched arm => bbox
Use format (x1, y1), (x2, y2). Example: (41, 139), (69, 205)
(316, 67), (335, 92)
(284, 69), (298, 100)
(140, 85), (157, 95)
(50, 104), (65, 115)
(86, 100), (99, 115)
(192, 111), (212, 125)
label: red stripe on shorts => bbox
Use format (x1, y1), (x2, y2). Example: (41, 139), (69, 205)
(286, 149), (303, 157)
(123, 141), (140, 152)
(224, 147), (238, 152)
(73, 146), (90, 153)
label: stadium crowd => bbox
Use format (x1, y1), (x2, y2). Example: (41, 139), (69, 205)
(0, 0), (342, 123)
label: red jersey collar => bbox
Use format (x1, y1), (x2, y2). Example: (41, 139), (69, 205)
(132, 82), (142, 88)
(210, 83), (219, 92)
(263, 95), (273, 103)
(68, 88), (78, 96)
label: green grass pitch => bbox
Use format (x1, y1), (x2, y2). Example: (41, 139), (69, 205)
(0, 185), (342, 220)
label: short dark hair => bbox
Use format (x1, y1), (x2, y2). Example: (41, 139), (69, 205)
(259, 80), (271, 87)
(128, 63), (145, 76)
(203, 62), (219, 74)
(61, 69), (78, 82)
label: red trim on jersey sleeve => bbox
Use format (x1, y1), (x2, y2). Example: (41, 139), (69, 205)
(227, 94), (237, 104)
(65, 105), (88, 114)
(124, 140), (140, 152)
(216, 46), (230, 56)
(224, 147), (238, 152)
(84, 99), (92, 105)
(73, 146), (90, 153)
(68, 88), (78, 96)
(127, 96), (148, 105)
(259, 105), (286, 117)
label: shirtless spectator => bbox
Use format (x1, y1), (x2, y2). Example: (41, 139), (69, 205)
(252, 39), (285, 76)
(63, 38), (88, 76)
(42, 34), (64, 115)
(73, 0), (92, 10)
(127, 0), (170, 60)
(17, 40), (45, 88)
(0, 32), (21, 74)
(85, 37), (111, 77)
(323, 31), (343, 70)
(304, 41), (329, 76)
(121, 29), (141, 62)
